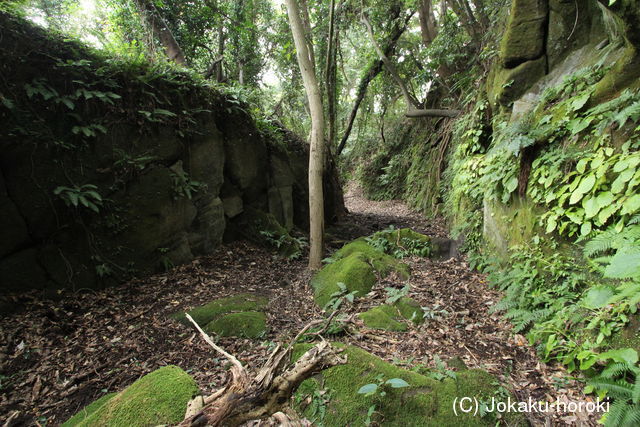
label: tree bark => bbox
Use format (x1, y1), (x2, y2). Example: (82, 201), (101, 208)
(325, 0), (338, 151)
(285, 0), (325, 270)
(336, 11), (412, 155)
(134, 0), (187, 65)
(417, 0), (438, 47)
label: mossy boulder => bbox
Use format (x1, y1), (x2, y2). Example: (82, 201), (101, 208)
(293, 344), (524, 426)
(333, 239), (410, 278)
(173, 293), (268, 325)
(63, 366), (199, 427)
(395, 297), (424, 324)
(312, 253), (377, 309)
(368, 228), (433, 260)
(358, 305), (407, 332)
(500, 0), (548, 67)
(359, 298), (424, 331)
(204, 311), (267, 339)
(62, 393), (117, 427)
(172, 293), (269, 338)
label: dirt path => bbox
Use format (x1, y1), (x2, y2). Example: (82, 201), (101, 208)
(0, 185), (596, 426)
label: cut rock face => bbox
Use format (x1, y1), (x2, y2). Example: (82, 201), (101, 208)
(172, 293), (269, 338)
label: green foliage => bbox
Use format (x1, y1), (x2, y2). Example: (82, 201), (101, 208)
(54, 184), (103, 213)
(170, 169), (205, 200)
(323, 282), (358, 312)
(365, 226), (432, 259)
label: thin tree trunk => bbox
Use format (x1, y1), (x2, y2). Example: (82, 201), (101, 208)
(418, 0), (438, 47)
(216, 23), (225, 82)
(134, 0), (187, 65)
(336, 11), (412, 155)
(285, 0), (325, 270)
(325, 0), (338, 151)
(362, 14), (420, 109)
(298, 0), (316, 69)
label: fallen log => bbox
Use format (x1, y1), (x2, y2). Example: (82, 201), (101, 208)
(180, 314), (347, 426)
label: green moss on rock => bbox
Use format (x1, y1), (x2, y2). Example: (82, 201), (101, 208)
(65, 366), (199, 427)
(395, 297), (424, 324)
(293, 344), (524, 426)
(204, 311), (267, 338)
(62, 393), (117, 427)
(359, 305), (407, 331)
(500, 0), (548, 67)
(311, 253), (378, 308)
(333, 239), (410, 279)
(172, 293), (268, 326)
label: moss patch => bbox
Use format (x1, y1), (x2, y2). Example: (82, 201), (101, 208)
(62, 393), (117, 427)
(293, 344), (524, 426)
(311, 252), (377, 308)
(499, 0), (548, 67)
(172, 293), (268, 325)
(172, 293), (269, 338)
(359, 305), (407, 331)
(65, 366), (199, 427)
(395, 297), (424, 324)
(333, 238), (410, 278)
(204, 311), (267, 339)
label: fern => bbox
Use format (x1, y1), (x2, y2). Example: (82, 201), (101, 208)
(588, 377), (634, 400)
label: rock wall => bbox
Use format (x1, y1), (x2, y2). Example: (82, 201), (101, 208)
(482, 0), (640, 251)
(0, 13), (344, 295)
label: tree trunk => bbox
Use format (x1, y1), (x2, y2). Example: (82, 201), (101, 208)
(362, 14), (420, 109)
(285, 0), (325, 270)
(325, 0), (338, 151)
(336, 11), (412, 155)
(134, 0), (187, 65)
(418, 0), (438, 47)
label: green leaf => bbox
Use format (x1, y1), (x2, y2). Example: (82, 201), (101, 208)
(582, 286), (615, 309)
(598, 348), (639, 365)
(385, 378), (410, 388)
(583, 197), (600, 219)
(581, 221), (592, 236)
(622, 194), (640, 215)
(596, 191), (614, 209)
(505, 176), (518, 193)
(357, 384), (378, 394)
(546, 217), (557, 234)
(598, 204), (619, 224)
(570, 92), (591, 111)
(576, 174), (596, 195)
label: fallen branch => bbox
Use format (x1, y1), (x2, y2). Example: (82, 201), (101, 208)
(181, 314), (346, 426)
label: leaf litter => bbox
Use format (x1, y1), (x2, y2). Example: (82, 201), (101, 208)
(0, 185), (599, 426)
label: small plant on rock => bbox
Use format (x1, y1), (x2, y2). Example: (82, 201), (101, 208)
(357, 374), (410, 426)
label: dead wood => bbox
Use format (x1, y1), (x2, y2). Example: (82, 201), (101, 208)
(180, 314), (346, 427)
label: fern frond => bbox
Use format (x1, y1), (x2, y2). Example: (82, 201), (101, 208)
(601, 362), (635, 379)
(589, 377), (634, 400)
(620, 405), (640, 426)
(605, 400), (629, 427)
(585, 228), (619, 257)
